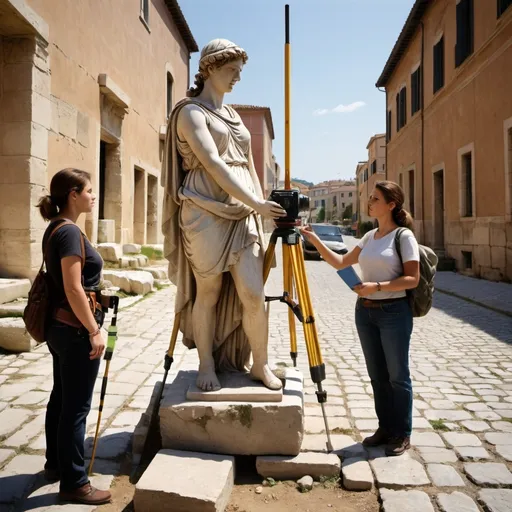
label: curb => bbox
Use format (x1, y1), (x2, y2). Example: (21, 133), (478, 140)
(436, 288), (512, 318)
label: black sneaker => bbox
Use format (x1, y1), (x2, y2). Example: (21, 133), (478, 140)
(362, 427), (391, 447)
(385, 436), (411, 456)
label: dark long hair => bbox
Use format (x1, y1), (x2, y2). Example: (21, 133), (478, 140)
(374, 180), (414, 231)
(37, 168), (91, 221)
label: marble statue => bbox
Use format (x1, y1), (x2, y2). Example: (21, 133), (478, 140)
(161, 39), (286, 392)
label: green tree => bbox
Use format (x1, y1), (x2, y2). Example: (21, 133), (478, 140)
(316, 207), (325, 222)
(342, 204), (353, 220)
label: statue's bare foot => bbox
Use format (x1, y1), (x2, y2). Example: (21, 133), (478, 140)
(250, 364), (283, 390)
(197, 364), (221, 391)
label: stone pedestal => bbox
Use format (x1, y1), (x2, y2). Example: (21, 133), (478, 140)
(98, 219), (115, 243)
(159, 368), (304, 456)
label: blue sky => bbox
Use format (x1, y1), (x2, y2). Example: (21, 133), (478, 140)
(179, 0), (413, 184)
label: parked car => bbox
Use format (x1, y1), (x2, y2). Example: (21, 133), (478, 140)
(302, 224), (348, 259)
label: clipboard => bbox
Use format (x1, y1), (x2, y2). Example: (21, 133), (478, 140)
(337, 266), (362, 290)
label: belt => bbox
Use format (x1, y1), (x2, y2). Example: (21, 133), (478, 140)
(53, 291), (104, 328)
(359, 297), (407, 308)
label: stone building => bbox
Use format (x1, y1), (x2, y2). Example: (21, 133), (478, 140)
(354, 134), (386, 232)
(0, 0), (197, 279)
(376, 0), (512, 280)
(309, 180), (356, 223)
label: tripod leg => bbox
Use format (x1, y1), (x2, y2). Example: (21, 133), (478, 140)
(289, 242), (333, 452)
(282, 244), (298, 367)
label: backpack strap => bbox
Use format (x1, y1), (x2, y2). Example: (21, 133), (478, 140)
(394, 227), (409, 266)
(43, 220), (86, 273)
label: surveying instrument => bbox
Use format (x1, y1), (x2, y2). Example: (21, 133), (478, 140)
(263, 4), (333, 452)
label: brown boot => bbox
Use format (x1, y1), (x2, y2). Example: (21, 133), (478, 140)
(385, 436), (411, 456)
(59, 483), (111, 505)
(362, 427), (391, 447)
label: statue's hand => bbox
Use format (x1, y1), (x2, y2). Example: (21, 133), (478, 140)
(255, 200), (287, 219)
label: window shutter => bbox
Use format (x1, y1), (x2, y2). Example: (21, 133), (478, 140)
(396, 93), (400, 131)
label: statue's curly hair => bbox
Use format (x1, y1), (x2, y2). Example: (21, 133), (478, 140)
(187, 39), (248, 98)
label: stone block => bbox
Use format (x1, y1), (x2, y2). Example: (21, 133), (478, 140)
(462, 222), (475, 245)
(473, 226), (490, 245)
(380, 490), (434, 512)
(370, 454), (431, 489)
(256, 452), (340, 480)
(478, 489), (512, 512)
(484, 433), (512, 445)
(455, 447), (492, 461)
(136, 254), (149, 267)
(130, 271), (154, 295)
(186, 372), (283, 402)
(426, 464), (465, 487)
(50, 95), (58, 133)
(0, 454), (45, 503)
(160, 369), (304, 456)
(301, 434), (366, 459)
(3, 62), (33, 93)
(441, 433), (482, 447)
(0, 278), (31, 304)
(32, 92), (51, 130)
(0, 317), (36, 352)
(464, 463), (512, 486)
(97, 242), (122, 262)
(412, 432), (446, 447)
(448, 224), (463, 245)
(3, 37), (36, 64)
(417, 447), (458, 463)
(57, 99), (77, 139)
(134, 449), (233, 512)
(490, 224), (506, 248)
(98, 220), (116, 243)
(437, 492), (479, 512)
(123, 243), (141, 254)
(342, 457), (373, 490)
(77, 111), (90, 147)
(0, 448), (15, 467)
(481, 267), (503, 281)
(473, 245), (491, 268)
(84, 427), (134, 460)
(491, 247), (506, 270)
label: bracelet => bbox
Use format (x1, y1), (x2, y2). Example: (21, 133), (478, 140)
(88, 327), (101, 338)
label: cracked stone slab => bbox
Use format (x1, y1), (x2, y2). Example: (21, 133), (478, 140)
(455, 447), (492, 461)
(256, 452), (340, 480)
(342, 457), (373, 491)
(134, 449), (234, 512)
(380, 489), (434, 512)
(437, 491), (479, 512)
(427, 464), (465, 487)
(464, 462), (512, 486)
(478, 489), (512, 512)
(370, 454), (430, 489)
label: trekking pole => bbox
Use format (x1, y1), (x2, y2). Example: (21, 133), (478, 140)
(88, 295), (119, 476)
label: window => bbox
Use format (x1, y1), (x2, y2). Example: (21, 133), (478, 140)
(455, 0), (474, 67)
(408, 170), (415, 217)
(341, 193), (344, 198)
(349, 192), (353, 197)
(396, 87), (407, 131)
(411, 66), (421, 115)
(321, 199), (325, 207)
(461, 151), (473, 217)
(141, 0), (149, 25)
(498, 0), (512, 17)
(462, 251), (473, 270)
(166, 72), (174, 118)
(342, 203), (345, 209)
(386, 110), (392, 142)
(333, 196), (337, 207)
(433, 37), (445, 93)
(371, 160), (377, 175)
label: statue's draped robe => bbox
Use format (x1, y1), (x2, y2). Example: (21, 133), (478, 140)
(161, 99), (266, 372)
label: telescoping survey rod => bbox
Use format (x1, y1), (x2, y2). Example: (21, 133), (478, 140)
(284, 4), (291, 190)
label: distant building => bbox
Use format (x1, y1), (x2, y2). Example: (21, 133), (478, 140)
(308, 180), (356, 223)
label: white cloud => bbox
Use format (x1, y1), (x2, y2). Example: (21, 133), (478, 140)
(313, 101), (366, 116)
(332, 101), (366, 113)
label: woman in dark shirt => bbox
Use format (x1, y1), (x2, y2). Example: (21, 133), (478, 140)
(37, 168), (111, 505)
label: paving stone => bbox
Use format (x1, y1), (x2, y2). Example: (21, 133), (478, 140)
(0, 448), (15, 468)
(84, 427), (134, 459)
(442, 433), (482, 447)
(301, 434), (366, 459)
(494, 445), (512, 462)
(417, 447), (458, 463)
(355, 419), (379, 431)
(100, 381), (139, 396)
(3, 414), (45, 448)
(304, 404), (347, 417)
(413, 417), (435, 429)
(460, 420), (490, 432)
(464, 462), (512, 486)
(427, 464), (465, 487)
(342, 457), (373, 491)
(256, 452), (340, 480)
(478, 489), (512, 512)
(464, 402), (491, 412)
(425, 410), (473, 421)
(305, 415), (350, 434)
(134, 449), (234, 512)
(437, 491), (480, 512)
(475, 410), (502, 421)
(430, 400), (457, 409)
(0, 454), (45, 503)
(0, 407), (32, 437)
(0, 382), (37, 401)
(492, 421), (512, 433)
(370, 454), (431, 489)
(11, 391), (48, 406)
(380, 489), (434, 512)
(111, 411), (144, 427)
(412, 432), (446, 447)
(455, 447), (492, 461)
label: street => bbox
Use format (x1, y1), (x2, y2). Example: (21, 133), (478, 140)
(1, 236), (512, 510)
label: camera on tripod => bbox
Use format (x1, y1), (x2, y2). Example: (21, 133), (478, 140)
(269, 188), (310, 224)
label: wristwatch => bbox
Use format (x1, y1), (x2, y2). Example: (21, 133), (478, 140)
(376, 282), (382, 292)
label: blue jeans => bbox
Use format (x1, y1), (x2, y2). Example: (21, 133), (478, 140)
(45, 321), (100, 491)
(355, 298), (413, 437)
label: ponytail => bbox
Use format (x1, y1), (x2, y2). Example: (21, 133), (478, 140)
(36, 195), (59, 221)
(393, 207), (414, 231)
(187, 72), (205, 97)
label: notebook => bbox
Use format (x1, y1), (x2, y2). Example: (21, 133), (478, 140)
(337, 266), (362, 290)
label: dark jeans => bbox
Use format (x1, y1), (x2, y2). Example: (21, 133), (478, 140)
(355, 298), (413, 437)
(45, 321), (100, 491)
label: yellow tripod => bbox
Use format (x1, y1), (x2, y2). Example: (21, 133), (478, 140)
(263, 226), (333, 452)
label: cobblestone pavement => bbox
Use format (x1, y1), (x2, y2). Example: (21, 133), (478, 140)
(1, 237), (512, 511)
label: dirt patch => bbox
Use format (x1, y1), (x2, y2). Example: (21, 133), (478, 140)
(99, 475), (134, 512)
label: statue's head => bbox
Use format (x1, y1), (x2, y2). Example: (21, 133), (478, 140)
(187, 39), (248, 98)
